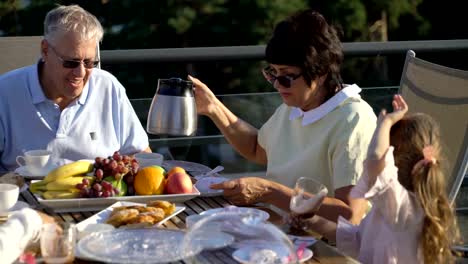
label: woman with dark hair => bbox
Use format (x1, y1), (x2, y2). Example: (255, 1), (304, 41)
(189, 9), (376, 223)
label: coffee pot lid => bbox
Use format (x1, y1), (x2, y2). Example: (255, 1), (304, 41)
(157, 78), (194, 97)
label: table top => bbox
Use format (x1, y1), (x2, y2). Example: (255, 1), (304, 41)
(7, 172), (359, 264)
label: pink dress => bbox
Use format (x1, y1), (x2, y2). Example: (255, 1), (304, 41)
(336, 147), (425, 264)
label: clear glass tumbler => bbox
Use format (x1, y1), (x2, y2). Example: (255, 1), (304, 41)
(40, 222), (76, 264)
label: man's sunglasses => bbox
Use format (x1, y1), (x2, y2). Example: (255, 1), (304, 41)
(49, 45), (99, 69)
(262, 66), (302, 88)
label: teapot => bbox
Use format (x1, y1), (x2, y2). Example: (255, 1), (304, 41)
(146, 78), (197, 136)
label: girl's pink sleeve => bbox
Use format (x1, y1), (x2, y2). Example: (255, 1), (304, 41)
(336, 216), (361, 259)
(350, 147), (424, 229)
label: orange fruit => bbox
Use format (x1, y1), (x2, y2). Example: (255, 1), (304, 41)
(167, 166), (186, 178)
(134, 167), (165, 195)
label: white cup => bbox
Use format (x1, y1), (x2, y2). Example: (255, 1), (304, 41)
(0, 184), (19, 212)
(16, 149), (52, 174)
(134, 152), (164, 168)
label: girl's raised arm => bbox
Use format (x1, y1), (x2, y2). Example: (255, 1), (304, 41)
(366, 94), (408, 186)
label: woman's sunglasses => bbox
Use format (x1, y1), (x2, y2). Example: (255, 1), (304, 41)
(262, 66), (302, 88)
(49, 45), (99, 69)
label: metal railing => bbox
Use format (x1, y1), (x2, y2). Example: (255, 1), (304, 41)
(115, 40), (467, 183)
(100, 39), (468, 64)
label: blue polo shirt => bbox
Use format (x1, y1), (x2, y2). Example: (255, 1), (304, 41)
(0, 63), (149, 171)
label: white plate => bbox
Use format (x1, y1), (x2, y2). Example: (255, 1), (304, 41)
(194, 176), (229, 197)
(77, 228), (190, 263)
(163, 160), (212, 174)
(0, 201), (29, 217)
(75, 201), (185, 233)
(200, 206), (269, 222)
(31, 181), (200, 212)
(14, 164), (58, 179)
(232, 245), (313, 263)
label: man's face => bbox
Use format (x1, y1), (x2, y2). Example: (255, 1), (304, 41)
(41, 33), (97, 102)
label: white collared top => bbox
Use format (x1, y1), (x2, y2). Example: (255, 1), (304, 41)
(289, 84), (362, 126)
(258, 84), (376, 193)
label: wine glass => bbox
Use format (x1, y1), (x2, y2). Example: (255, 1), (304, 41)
(289, 177), (328, 234)
(40, 222), (76, 264)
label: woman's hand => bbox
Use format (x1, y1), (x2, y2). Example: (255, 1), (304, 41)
(210, 177), (273, 205)
(188, 75), (221, 117)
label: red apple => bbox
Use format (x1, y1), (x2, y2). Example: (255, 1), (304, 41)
(165, 172), (193, 194)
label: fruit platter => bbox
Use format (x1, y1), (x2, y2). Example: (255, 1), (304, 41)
(28, 151), (200, 212)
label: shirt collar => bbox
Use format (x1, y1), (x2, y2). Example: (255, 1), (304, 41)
(77, 80), (90, 105)
(30, 61), (47, 105)
(289, 84), (362, 126)
(29, 61), (90, 106)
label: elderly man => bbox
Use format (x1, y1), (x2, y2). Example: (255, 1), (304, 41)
(0, 5), (150, 171)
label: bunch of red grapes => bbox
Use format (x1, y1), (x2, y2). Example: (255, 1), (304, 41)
(76, 151), (139, 198)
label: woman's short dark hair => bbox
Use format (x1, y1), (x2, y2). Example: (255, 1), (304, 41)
(266, 10), (343, 101)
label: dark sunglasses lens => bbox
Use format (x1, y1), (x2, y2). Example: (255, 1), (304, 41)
(62, 60), (81, 69)
(62, 60), (98, 69)
(276, 76), (292, 88)
(84, 61), (99, 68)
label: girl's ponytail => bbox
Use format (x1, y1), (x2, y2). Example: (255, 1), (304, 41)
(412, 156), (460, 263)
(391, 114), (461, 263)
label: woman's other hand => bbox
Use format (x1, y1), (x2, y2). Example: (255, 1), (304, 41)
(188, 75), (220, 117)
(210, 177), (273, 205)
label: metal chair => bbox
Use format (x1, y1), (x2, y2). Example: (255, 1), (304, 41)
(0, 36), (42, 75)
(0, 36), (101, 75)
(398, 50), (468, 203)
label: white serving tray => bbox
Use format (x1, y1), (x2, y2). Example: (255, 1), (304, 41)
(32, 182), (200, 212)
(76, 201), (185, 232)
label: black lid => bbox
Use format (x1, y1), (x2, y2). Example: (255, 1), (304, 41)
(156, 78), (194, 97)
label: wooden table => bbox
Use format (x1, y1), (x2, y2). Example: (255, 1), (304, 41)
(9, 174), (358, 264)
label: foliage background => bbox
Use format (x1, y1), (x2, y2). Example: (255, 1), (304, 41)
(1, 0), (468, 99)
(1, 0), (468, 168)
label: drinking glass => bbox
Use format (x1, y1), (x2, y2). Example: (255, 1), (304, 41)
(40, 222), (76, 264)
(290, 177), (328, 228)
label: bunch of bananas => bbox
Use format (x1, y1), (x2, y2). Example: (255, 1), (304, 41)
(30, 160), (95, 199)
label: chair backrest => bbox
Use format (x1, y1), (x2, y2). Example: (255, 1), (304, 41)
(0, 36), (42, 75)
(399, 50), (468, 202)
(0, 36), (101, 75)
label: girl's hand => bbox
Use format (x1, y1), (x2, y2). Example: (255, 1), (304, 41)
(210, 177), (272, 205)
(378, 94), (408, 125)
(188, 75), (220, 117)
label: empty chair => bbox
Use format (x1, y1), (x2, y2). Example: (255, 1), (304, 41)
(0, 36), (100, 75)
(0, 36), (43, 75)
(398, 50), (468, 202)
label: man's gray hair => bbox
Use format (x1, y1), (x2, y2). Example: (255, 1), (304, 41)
(44, 5), (103, 45)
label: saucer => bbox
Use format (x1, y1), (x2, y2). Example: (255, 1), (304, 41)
(195, 176), (229, 197)
(232, 246), (313, 263)
(14, 164), (57, 179)
(0, 201), (30, 217)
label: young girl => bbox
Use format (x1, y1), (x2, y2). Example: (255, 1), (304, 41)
(291, 94), (460, 263)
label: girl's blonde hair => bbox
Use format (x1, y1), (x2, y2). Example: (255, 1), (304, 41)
(390, 113), (461, 263)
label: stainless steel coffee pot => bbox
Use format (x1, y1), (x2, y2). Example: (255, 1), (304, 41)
(146, 78), (197, 136)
